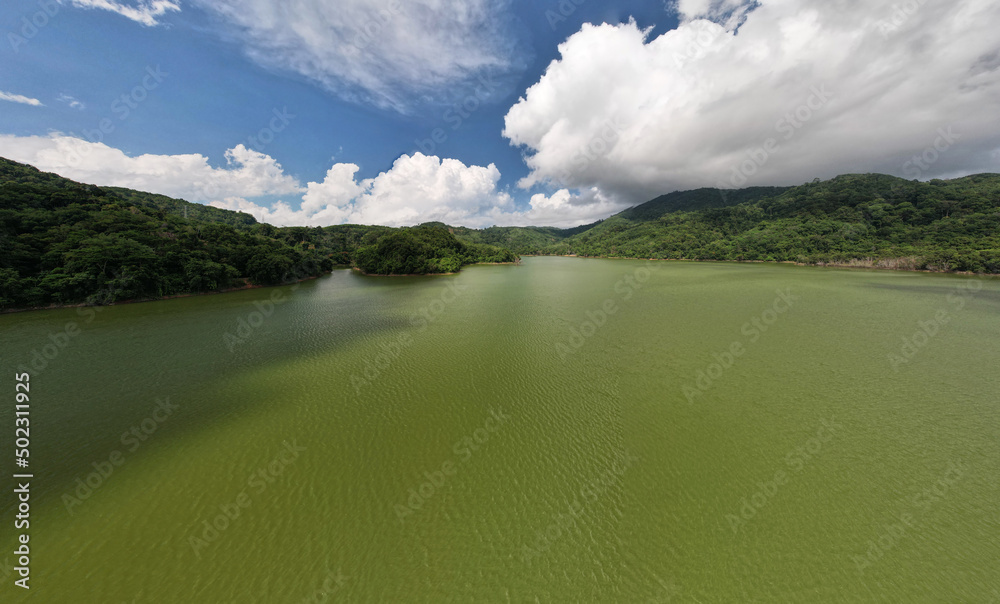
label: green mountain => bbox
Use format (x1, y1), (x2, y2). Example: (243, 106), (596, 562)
(3, 156), (998, 311)
(531, 173), (1000, 273)
(0, 158), (516, 310)
(446, 224), (589, 255)
(618, 186), (791, 221)
(441, 187), (790, 255)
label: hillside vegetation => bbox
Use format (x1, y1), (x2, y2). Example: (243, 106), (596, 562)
(447, 223), (599, 255)
(518, 174), (1000, 273)
(0, 159), (516, 310)
(3, 156), (997, 311)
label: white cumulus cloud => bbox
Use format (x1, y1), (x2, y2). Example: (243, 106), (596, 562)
(504, 0), (1000, 203)
(213, 153), (617, 228)
(208, 153), (517, 227)
(190, 0), (527, 112)
(352, 154), (514, 226)
(0, 133), (613, 228)
(0, 134), (303, 201)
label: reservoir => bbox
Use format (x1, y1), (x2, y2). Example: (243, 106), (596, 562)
(2, 257), (998, 602)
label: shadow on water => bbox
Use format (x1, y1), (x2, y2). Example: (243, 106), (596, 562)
(864, 277), (1000, 307)
(0, 269), (472, 515)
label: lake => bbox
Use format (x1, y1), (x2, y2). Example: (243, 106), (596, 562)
(2, 257), (998, 602)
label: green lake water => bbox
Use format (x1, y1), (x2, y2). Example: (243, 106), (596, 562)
(1, 257), (998, 603)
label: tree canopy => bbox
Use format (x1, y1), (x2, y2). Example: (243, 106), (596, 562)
(3, 156), (996, 312)
(493, 174), (1000, 273)
(0, 158), (517, 310)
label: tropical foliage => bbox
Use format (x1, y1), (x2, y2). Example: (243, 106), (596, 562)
(0, 159), (516, 310)
(480, 174), (1000, 273)
(4, 156), (997, 312)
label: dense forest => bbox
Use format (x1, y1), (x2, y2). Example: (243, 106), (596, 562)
(3, 156), (998, 311)
(0, 158), (517, 310)
(447, 222), (600, 255)
(354, 225), (517, 275)
(534, 174), (1000, 273)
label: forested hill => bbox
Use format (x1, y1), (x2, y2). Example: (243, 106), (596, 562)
(617, 186), (791, 221)
(522, 173), (1000, 273)
(3, 156), (998, 311)
(0, 158), (516, 311)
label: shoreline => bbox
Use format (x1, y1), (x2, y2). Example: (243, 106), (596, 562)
(0, 262), (520, 313)
(0, 274), (326, 316)
(351, 261), (518, 278)
(519, 254), (996, 277)
(352, 267), (458, 278)
(3, 256), (992, 315)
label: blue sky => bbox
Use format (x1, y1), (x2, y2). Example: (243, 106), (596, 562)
(1, 0), (998, 228)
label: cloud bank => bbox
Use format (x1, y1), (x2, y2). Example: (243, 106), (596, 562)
(504, 0), (1000, 203)
(0, 134), (616, 228)
(0, 134), (302, 201)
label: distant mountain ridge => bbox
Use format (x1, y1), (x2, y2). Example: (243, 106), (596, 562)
(618, 186), (792, 221)
(454, 172), (1000, 274)
(2, 156), (999, 311)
